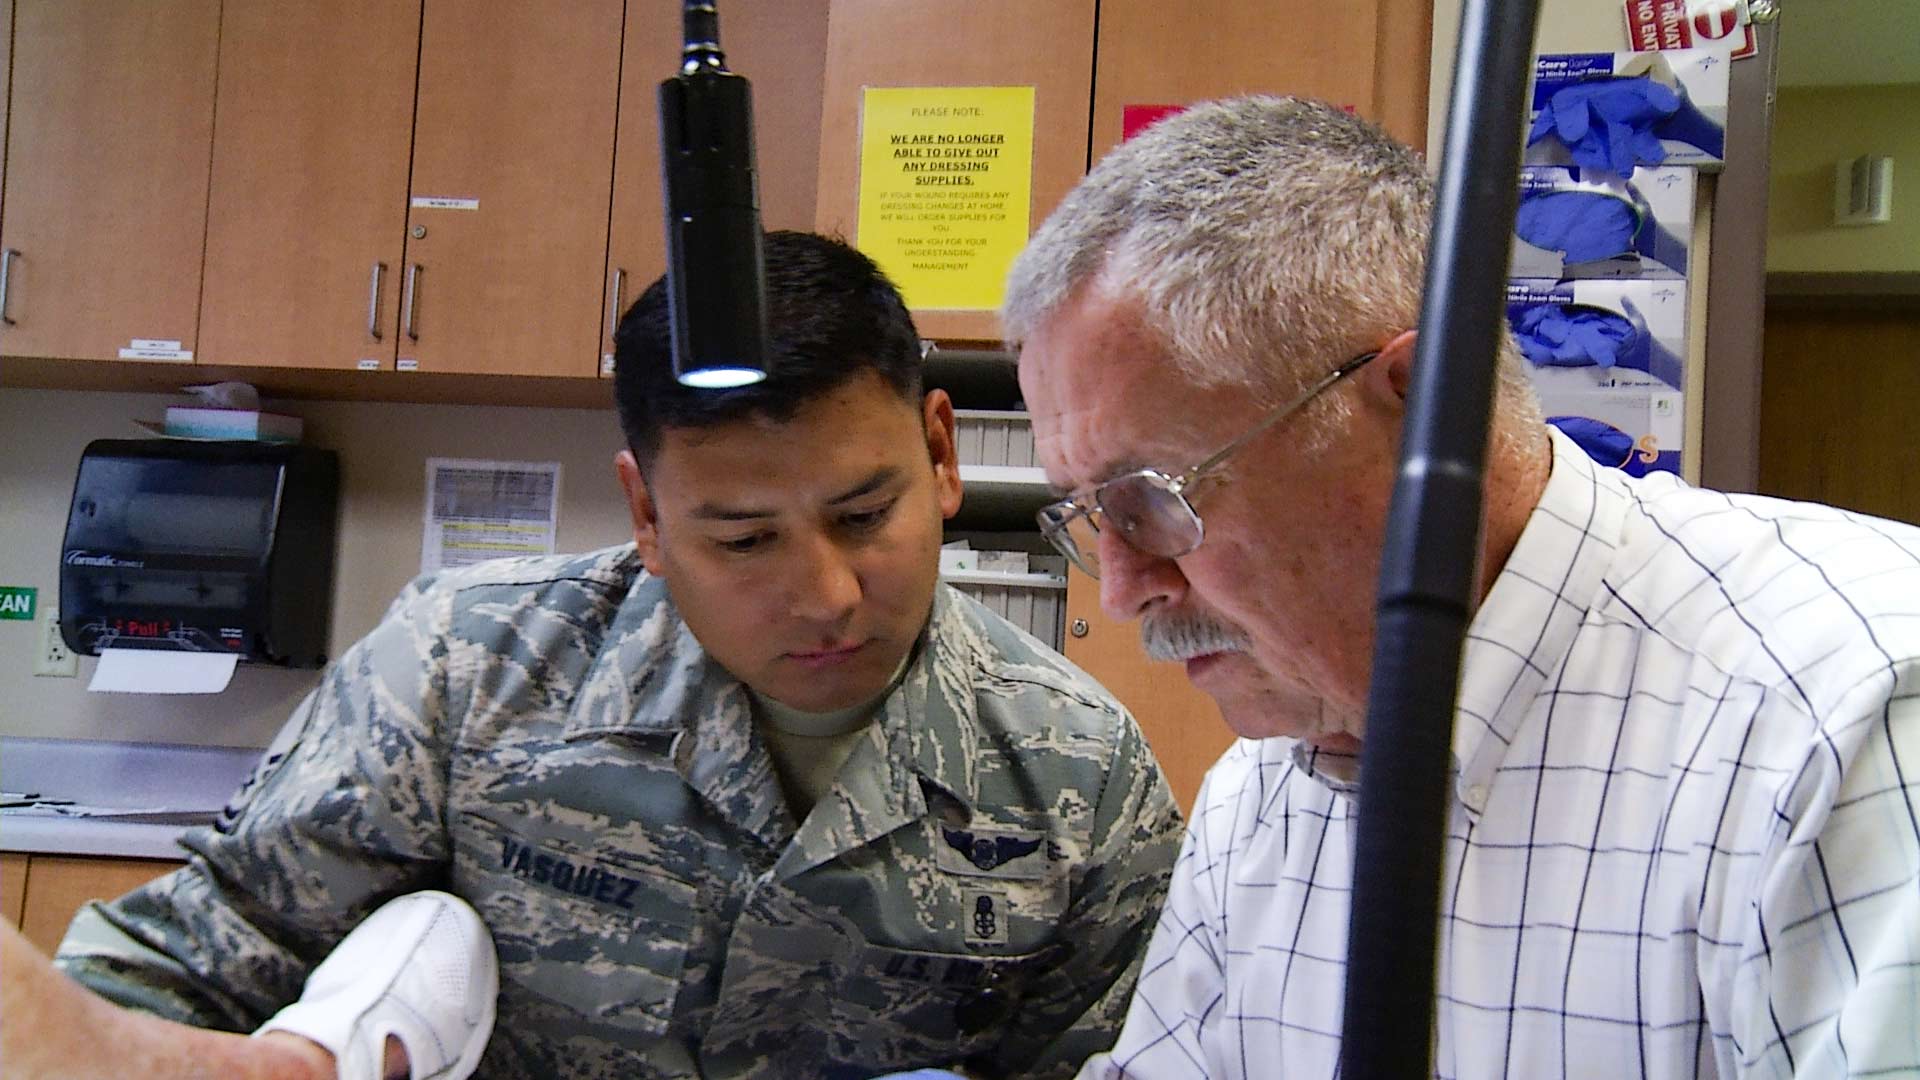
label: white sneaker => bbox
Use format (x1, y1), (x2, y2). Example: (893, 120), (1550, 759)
(256, 891), (498, 1080)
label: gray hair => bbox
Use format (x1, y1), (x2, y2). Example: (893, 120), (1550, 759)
(1003, 95), (1539, 437)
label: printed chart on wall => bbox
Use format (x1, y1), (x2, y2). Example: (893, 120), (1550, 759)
(421, 459), (561, 574)
(856, 86), (1035, 311)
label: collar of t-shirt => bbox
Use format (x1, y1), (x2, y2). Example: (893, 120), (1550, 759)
(749, 649), (913, 818)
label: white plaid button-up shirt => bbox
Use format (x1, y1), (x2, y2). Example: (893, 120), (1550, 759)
(1084, 428), (1920, 1079)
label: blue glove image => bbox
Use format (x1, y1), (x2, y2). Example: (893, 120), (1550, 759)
(1512, 298), (1683, 390)
(1513, 183), (1688, 276)
(1528, 77), (1679, 175)
(1547, 415), (1668, 478)
(1547, 415), (1637, 470)
(1513, 304), (1648, 371)
(1529, 70), (1726, 176)
(1655, 87), (1725, 160)
(1514, 190), (1644, 265)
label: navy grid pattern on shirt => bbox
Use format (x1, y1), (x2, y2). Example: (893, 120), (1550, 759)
(1080, 428), (1920, 1080)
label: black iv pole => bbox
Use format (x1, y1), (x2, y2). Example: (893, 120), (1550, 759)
(1339, 0), (1543, 1075)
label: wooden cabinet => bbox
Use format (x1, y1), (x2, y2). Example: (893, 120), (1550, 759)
(1090, 0), (1434, 158)
(200, 0), (623, 378)
(2, 0), (1434, 395)
(196, 1), (422, 372)
(601, 0), (831, 373)
(1, 852), (26, 927)
(401, 0), (623, 378)
(1063, 570), (1237, 814)
(0, 0), (12, 234)
(813, 0), (1430, 345)
(3, 853), (182, 956)
(814, 0), (1097, 343)
(0, 0), (220, 362)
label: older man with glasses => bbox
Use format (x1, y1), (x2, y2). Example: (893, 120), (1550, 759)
(1003, 95), (1920, 1079)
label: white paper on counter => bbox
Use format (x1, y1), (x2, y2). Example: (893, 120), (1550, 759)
(87, 648), (238, 694)
(421, 458), (562, 574)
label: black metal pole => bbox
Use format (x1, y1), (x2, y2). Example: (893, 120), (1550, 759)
(1339, 0), (1541, 1075)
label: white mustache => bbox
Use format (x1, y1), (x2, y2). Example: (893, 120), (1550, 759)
(1140, 614), (1251, 662)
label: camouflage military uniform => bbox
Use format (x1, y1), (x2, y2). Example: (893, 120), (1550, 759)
(56, 545), (1181, 1079)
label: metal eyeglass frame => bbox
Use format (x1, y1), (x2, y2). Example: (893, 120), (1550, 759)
(1036, 349), (1380, 578)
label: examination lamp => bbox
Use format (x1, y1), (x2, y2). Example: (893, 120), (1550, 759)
(659, 1), (769, 388)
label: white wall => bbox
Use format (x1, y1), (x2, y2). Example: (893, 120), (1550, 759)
(0, 388), (635, 748)
(1766, 84), (1920, 272)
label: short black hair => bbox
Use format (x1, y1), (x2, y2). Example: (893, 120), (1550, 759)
(613, 230), (924, 469)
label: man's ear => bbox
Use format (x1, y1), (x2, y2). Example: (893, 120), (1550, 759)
(1357, 329), (1419, 409)
(614, 450), (666, 574)
(922, 389), (964, 520)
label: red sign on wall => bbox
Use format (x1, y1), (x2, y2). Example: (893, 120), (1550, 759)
(1623, 0), (1756, 60)
(1121, 104), (1186, 141)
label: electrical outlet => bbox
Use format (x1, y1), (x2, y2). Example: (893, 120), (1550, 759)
(34, 607), (77, 678)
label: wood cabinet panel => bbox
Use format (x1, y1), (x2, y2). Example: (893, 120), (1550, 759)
(0, 0), (219, 361)
(401, 0), (623, 377)
(16, 855), (181, 956)
(815, 0), (1096, 343)
(1063, 570), (1236, 814)
(1371, 0), (1437, 152)
(0, 0), (12, 234)
(1091, 0), (1433, 158)
(602, 0), (830, 372)
(197, 1), (423, 371)
(1, 852), (26, 927)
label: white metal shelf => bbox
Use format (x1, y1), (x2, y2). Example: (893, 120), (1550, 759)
(952, 464), (1052, 533)
(939, 569), (1067, 590)
(958, 463), (1048, 489)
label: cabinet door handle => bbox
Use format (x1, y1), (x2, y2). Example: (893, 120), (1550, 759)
(367, 262), (387, 340)
(0, 249), (17, 326)
(606, 268), (626, 342)
(402, 263), (422, 341)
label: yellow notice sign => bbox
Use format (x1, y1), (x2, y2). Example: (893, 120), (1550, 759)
(857, 86), (1035, 312)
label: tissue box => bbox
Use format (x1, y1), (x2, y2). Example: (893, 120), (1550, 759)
(1505, 278), (1688, 392)
(1506, 279), (1689, 477)
(1510, 165), (1695, 281)
(1539, 386), (1684, 479)
(1525, 49), (1729, 172)
(164, 407), (303, 443)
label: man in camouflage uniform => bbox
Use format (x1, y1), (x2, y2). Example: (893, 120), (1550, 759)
(45, 232), (1182, 1079)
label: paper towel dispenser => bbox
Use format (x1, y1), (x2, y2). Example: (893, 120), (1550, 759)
(59, 439), (340, 668)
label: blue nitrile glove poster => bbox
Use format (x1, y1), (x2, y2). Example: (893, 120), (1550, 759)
(1524, 49), (1729, 173)
(1506, 279), (1687, 476)
(1510, 165), (1694, 281)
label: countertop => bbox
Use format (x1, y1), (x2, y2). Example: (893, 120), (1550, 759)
(0, 737), (261, 860)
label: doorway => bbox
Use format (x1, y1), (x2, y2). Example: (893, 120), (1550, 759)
(1759, 2), (1920, 525)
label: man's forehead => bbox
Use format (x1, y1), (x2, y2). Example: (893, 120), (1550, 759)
(683, 464), (903, 520)
(648, 383), (921, 504)
(1022, 342), (1226, 491)
(1018, 290), (1160, 408)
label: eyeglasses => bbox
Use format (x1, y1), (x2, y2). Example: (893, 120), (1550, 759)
(1036, 350), (1379, 579)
